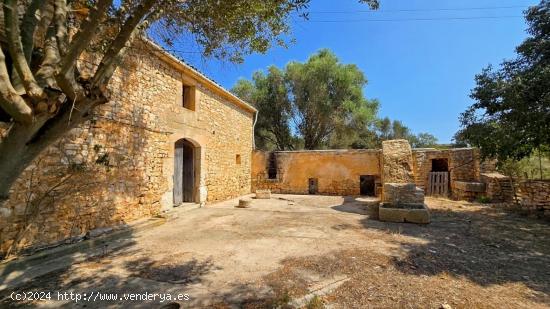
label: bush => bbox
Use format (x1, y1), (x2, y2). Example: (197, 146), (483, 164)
(477, 196), (491, 204)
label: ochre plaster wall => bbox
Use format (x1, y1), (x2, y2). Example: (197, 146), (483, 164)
(252, 150), (381, 196)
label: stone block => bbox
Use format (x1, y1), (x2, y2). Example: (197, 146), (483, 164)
(382, 139), (414, 183)
(356, 197), (380, 219)
(454, 181), (486, 192)
(379, 203), (431, 224)
(255, 190), (271, 199)
(383, 183), (424, 205)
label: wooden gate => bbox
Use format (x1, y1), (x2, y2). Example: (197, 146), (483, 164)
(428, 172), (449, 196)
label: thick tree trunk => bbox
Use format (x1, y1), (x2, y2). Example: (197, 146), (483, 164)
(0, 97), (100, 200)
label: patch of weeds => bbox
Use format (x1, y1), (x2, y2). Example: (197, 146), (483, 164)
(476, 196), (491, 204)
(270, 290), (292, 308)
(306, 295), (325, 309)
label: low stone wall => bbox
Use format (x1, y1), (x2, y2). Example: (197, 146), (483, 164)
(519, 180), (550, 218)
(481, 173), (514, 203)
(451, 181), (486, 201)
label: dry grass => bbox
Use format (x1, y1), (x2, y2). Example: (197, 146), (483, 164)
(242, 198), (550, 308)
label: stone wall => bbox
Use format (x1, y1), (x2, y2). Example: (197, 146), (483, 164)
(480, 173), (514, 203)
(252, 150), (381, 196)
(0, 40), (254, 255)
(518, 180), (550, 218)
(412, 148), (480, 194)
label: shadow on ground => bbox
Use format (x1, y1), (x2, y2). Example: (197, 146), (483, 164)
(361, 201), (550, 297)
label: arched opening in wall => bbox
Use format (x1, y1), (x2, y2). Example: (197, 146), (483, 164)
(174, 139), (198, 205)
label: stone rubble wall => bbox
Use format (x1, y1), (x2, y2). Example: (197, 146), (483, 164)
(518, 180), (550, 218)
(251, 150), (381, 196)
(451, 181), (486, 201)
(381, 140), (414, 183)
(412, 148), (480, 194)
(480, 173), (514, 203)
(0, 41), (254, 255)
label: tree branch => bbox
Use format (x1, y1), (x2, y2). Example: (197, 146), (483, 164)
(36, 20), (60, 89)
(53, 0), (68, 57)
(0, 48), (33, 123)
(92, 0), (156, 89)
(3, 0), (44, 101)
(21, 0), (46, 63)
(56, 0), (113, 101)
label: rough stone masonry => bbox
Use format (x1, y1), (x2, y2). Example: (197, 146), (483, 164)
(0, 40), (256, 255)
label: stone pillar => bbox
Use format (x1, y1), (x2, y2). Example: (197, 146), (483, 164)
(381, 139), (414, 184)
(379, 140), (430, 224)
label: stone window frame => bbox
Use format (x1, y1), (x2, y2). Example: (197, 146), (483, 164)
(178, 75), (198, 111)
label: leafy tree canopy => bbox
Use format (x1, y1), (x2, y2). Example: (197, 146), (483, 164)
(232, 50), (438, 150)
(455, 0), (550, 161)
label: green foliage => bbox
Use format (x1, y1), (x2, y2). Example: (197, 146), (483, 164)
(412, 132), (439, 148)
(456, 1), (550, 161)
(233, 67), (295, 150)
(477, 195), (492, 204)
(233, 49), (440, 150)
(498, 150), (550, 180)
(286, 49), (378, 149)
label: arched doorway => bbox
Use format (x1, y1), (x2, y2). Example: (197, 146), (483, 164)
(174, 139), (195, 205)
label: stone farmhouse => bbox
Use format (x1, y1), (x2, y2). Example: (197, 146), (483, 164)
(1, 40), (257, 254)
(0, 41), (519, 255)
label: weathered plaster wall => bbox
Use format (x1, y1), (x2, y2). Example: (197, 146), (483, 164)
(252, 150), (381, 195)
(0, 41), (254, 254)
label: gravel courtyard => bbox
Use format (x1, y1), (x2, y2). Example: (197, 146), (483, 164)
(2, 194), (550, 308)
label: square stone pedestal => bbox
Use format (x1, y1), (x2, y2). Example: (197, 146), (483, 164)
(379, 203), (431, 224)
(379, 183), (431, 224)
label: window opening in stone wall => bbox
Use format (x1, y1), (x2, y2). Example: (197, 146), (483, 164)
(267, 152), (277, 179)
(236, 154), (241, 165)
(431, 158), (449, 172)
(182, 84), (195, 110)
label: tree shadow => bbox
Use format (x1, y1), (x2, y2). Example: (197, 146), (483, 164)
(330, 195), (376, 215)
(359, 200), (550, 300)
(0, 241), (226, 308)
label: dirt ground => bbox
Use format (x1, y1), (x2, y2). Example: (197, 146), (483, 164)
(1, 194), (549, 308)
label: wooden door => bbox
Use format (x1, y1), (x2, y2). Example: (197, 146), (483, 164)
(174, 139), (194, 205)
(308, 178), (318, 194)
(360, 175), (375, 196)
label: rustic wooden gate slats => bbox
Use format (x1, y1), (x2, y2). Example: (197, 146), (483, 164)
(428, 171), (449, 196)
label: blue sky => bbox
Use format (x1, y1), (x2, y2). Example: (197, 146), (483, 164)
(177, 0), (539, 143)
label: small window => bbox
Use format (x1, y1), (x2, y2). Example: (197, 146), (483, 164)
(182, 84), (195, 110)
(267, 152), (277, 179)
(236, 154), (241, 165)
